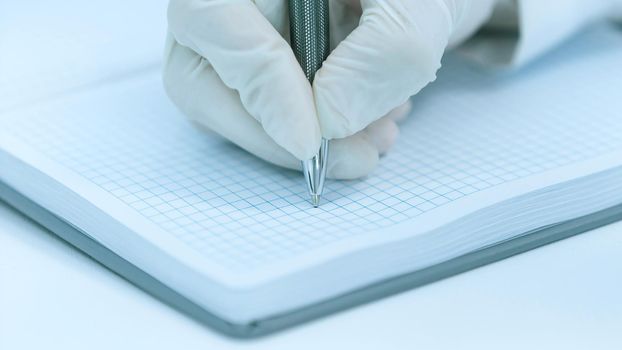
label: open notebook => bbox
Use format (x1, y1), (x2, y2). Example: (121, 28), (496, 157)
(2, 1), (622, 337)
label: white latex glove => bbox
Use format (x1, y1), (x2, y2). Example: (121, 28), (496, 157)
(164, 0), (496, 179)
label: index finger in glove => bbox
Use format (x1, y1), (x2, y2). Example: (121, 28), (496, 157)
(313, 0), (455, 140)
(314, 0), (497, 140)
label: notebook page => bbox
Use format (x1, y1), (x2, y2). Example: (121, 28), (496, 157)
(1, 25), (622, 273)
(0, 0), (167, 113)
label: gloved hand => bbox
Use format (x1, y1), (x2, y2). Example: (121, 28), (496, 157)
(164, 0), (496, 179)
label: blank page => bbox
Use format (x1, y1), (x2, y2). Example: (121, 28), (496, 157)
(0, 0), (167, 113)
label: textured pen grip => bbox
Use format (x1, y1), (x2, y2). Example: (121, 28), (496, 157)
(289, 0), (330, 83)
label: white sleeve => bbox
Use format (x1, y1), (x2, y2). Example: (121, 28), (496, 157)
(457, 0), (621, 68)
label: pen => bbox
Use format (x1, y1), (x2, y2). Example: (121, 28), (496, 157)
(289, 0), (330, 208)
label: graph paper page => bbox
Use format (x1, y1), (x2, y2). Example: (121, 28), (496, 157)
(1, 25), (622, 273)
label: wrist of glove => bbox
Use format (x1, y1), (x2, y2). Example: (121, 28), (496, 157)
(164, 0), (496, 179)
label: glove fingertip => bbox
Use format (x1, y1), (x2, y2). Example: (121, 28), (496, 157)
(327, 134), (379, 180)
(366, 118), (399, 156)
(313, 80), (359, 140)
(386, 100), (413, 123)
(263, 114), (322, 161)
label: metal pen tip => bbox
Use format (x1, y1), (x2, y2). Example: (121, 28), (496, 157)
(302, 138), (329, 208)
(311, 194), (321, 208)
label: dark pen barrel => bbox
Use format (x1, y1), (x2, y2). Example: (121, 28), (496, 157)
(289, 0), (330, 207)
(289, 0), (330, 83)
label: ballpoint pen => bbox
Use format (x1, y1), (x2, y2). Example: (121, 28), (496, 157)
(289, 0), (330, 208)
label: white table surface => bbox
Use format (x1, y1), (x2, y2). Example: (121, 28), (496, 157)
(0, 200), (620, 349)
